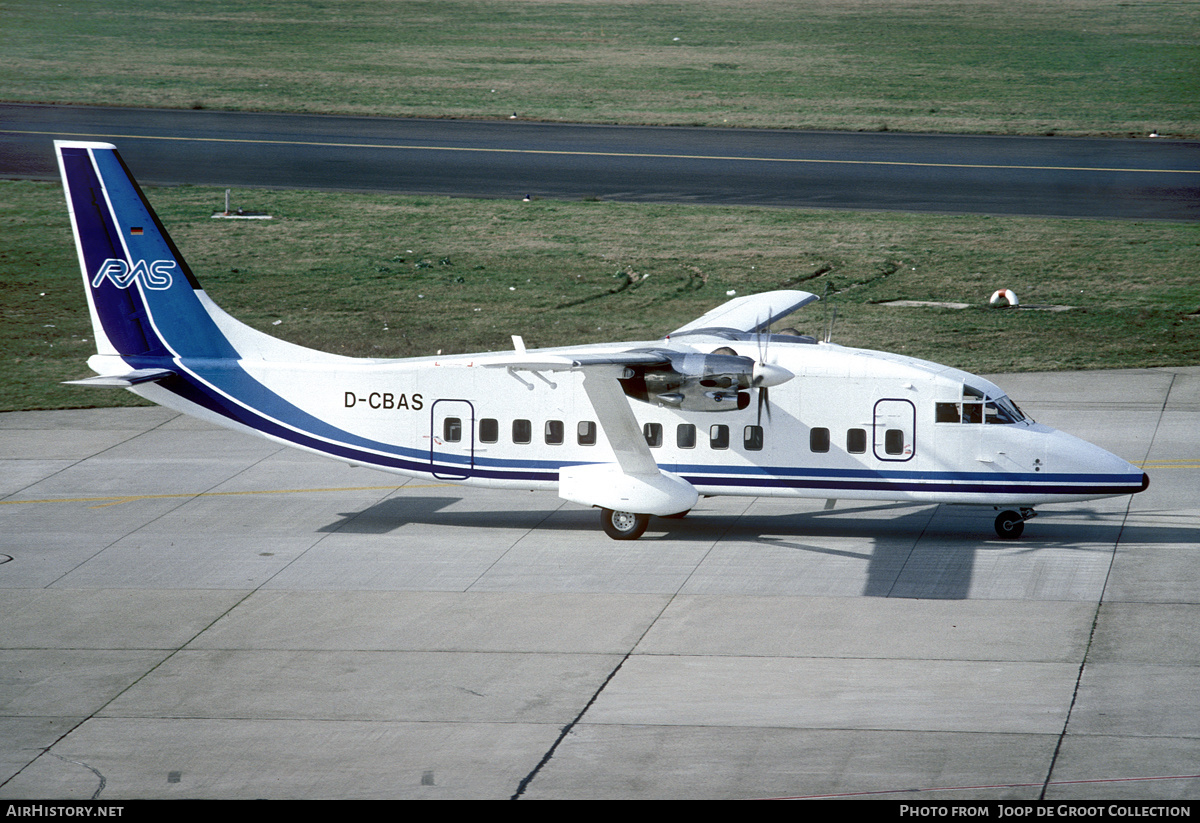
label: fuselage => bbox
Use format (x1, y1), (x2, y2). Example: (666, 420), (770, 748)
(127, 331), (1147, 508)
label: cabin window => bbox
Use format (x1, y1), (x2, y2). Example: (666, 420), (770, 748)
(479, 418), (499, 443)
(935, 403), (960, 423)
(577, 421), (597, 446)
(710, 425), (730, 450)
(885, 429), (905, 455)
(512, 419), (532, 444)
(443, 417), (462, 443)
(847, 428), (867, 454)
(644, 422), (663, 448)
(677, 424), (696, 449)
(545, 420), (564, 445)
(810, 427), (830, 453)
(743, 425), (764, 451)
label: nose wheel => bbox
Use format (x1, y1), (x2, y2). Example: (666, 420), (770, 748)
(994, 508), (1036, 540)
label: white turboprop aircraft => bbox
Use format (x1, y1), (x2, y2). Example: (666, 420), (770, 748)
(56, 141), (1149, 540)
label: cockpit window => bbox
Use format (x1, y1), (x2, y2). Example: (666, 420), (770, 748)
(988, 395), (1029, 424)
(937, 385), (1030, 425)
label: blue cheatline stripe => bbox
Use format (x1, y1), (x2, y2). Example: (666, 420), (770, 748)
(154, 364), (554, 481)
(148, 359), (1144, 497)
(672, 460), (1139, 486)
(149, 356), (582, 473)
(679, 473), (1144, 497)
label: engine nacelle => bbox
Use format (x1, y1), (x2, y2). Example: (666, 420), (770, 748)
(655, 386), (752, 412)
(617, 350), (774, 412)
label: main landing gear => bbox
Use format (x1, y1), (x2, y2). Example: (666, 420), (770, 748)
(994, 507), (1036, 540)
(600, 508), (692, 539)
(601, 508), (650, 540)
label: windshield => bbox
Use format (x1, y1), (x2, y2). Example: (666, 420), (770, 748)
(990, 394), (1029, 424)
(938, 385), (1031, 425)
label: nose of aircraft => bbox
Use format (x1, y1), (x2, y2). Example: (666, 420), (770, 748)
(1042, 426), (1149, 495)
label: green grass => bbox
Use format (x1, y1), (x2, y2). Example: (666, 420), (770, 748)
(4, 180), (1197, 411)
(4, 0), (1197, 410)
(2, 0), (1197, 136)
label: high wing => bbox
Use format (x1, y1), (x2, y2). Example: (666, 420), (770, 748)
(486, 290), (819, 373)
(670, 289), (819, 336)
(489, 291), (819, 536)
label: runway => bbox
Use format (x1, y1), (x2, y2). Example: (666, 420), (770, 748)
(2, 103), (1198, 219)
(1, 367), (1197, 800)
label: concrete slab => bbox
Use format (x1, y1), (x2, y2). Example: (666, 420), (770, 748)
(1046, 736), (1200, 801)
(0, 718), (558, 799)
(0, 589), (248, 648)
(184, 591), (670, 654)
(100, 648), (620, 723)
(585, 655), (1080, 733)
(635, 596), (1096, 661)
(525, 726), (1058, 800)
(1, 367), (1198, 800)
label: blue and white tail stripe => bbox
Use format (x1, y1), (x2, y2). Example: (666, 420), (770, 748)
(56, 141), (429, 471)
(56, 141), (237, 361)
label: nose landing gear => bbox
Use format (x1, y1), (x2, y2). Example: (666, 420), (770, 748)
(994, 507), (1036, 540)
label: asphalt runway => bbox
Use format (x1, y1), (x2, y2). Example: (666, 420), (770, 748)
(1, 367), (1197, 800)
(2, 103), (1198, 219)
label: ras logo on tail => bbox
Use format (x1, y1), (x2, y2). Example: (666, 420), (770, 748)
(92, 258), (176, 290)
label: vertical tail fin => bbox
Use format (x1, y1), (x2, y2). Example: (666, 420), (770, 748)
(56, 141), (235, 361)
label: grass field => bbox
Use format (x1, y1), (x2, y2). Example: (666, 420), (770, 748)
(2, 0), (1197, 136)
(3, 1), (1198, 411)
(4, 180), (1197, 412)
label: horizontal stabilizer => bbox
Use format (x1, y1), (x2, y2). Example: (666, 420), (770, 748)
(63, 368), (176, 387)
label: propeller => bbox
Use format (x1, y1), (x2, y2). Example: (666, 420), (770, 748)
(750, 315), (793, 425)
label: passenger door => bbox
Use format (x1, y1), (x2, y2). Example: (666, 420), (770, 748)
(429, 399), (475, 479)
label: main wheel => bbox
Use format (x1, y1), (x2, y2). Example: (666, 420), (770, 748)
(994, 510), (1025, 540)
(601, 508), (650, 540)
